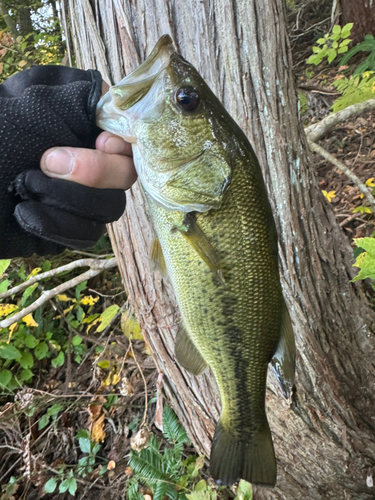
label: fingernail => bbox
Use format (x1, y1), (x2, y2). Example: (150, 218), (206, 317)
(103, 135), (127, 154)
(43, 148), (75, 176)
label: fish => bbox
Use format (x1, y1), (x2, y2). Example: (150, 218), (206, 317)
(96, 35), (296, 487)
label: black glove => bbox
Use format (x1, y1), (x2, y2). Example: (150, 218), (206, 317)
(0, 66), (126, 259)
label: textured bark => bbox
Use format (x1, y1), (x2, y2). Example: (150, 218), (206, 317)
(66, 1), (375, 498)
(340, 0), (375, 43)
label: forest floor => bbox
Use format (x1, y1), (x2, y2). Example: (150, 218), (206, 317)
(1, 6), (374, 500)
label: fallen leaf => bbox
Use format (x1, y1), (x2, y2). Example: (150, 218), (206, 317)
(22, 314), (38, 327)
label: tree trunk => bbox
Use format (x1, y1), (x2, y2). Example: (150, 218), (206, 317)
(15, 0), (32, 37)
(66, 1), (375, 498)
(0, 0), (18, 38)
(340, 0), (375, 43)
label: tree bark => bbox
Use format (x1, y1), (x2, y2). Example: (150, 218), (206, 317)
(66, 1), (375, 498)
(340, 0), (375, 44)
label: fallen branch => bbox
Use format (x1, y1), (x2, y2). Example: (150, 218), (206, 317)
(0, 258), (117, 300)
(305, 98), (375, 142)
(308, 139), (375, 211)
(0, 258), (117, 329)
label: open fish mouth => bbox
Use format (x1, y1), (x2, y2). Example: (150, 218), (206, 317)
(96, 36), (176, 141)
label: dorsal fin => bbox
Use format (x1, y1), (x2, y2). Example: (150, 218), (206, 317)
(151, 236), (167, 276)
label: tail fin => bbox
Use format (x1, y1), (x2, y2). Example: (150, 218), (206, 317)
(210, 420), (276, 487)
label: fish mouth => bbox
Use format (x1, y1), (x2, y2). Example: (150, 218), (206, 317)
(96, 35), (176, 141)
(111, 35), (176, 110)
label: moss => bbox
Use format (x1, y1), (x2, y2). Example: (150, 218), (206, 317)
(298, 90), (309, 116)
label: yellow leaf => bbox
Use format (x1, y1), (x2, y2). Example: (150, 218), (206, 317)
(86, 318), (100, 334)
(90, 413), (106, 443)
(0, 304), (18, 318)
(22, 314), (38, 327)
(80, 295), (99, 306)
(322, 190), (336, 202)
(18, 60), (27, 67)
(7, 323), (17, 342)
(0, 62), (3, 75)
(121, 312), (143, 341)
(63, 305), (74, 314)
(97, 360), (110, 369)
(365, 177), (375, 188)
(57, 294), (75, 302)
(27, 267), (41, 279)
(111, 373), (121, 386)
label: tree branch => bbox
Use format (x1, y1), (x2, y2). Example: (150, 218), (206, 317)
(0, 258), (117, 329)
(0, 258), (116, 300)
(305, 98), (375, 142)
(308, 139), (375, 211)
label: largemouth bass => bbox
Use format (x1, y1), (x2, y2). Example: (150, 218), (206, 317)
(97, 35), (295, 487)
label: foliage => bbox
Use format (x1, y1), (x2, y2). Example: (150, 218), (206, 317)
(331, 71), (375, 112)
(44, 429), (107, 494)
(352, 237), (375, 283)
(341, 34), (375, 76)
(0, 260), (103, 388)
(127, 406), (252, 500)
(306, 24), (353, 66)
(0, 0), (66, 83)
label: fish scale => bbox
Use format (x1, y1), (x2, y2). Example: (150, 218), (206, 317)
(97, 34), (295, 487)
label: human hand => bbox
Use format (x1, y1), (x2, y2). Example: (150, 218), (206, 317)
(40, 131), (137, 190)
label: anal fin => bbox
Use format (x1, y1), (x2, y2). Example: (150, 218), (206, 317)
(175, 324), (207, 376)
(271, 301), (296, 398)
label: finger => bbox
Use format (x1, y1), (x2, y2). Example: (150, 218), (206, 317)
(40, 146), (137, 190)
(95, 131), (133, 156)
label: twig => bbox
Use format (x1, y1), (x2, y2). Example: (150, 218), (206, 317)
(308, 140), (375, 211)
(305, 98), (375, 142)
(0, 259), (117, 329)
(0, 258), (117, 300)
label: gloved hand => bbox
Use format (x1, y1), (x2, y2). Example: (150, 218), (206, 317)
(0, 65), (127, 259)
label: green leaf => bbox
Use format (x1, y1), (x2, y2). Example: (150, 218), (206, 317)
(59, 478), (70, 493)
(19, 351), (34, 369)
(236, 480), (253, 500)
(163, 406), (189, 446)
(332, 41), (338, 49)
(338, 46), (349, 54)
(51, 351), (65, 368)
(306, 54), (323, 65)
(79, 437), (91, 453)
(42, 260), (51, 273)
(312, 46), (321, 53)
(72, 335), (82, 346)
(332, 25), (341, 35)
(0, 260), (11, 276)
(20, 369), (33, 381)
(352, 238), (375, 281)
(0, 344), (22, 360)
(316, 38), (326, 45)
(68, 477), (77, 496)
(38, 413), (50, 430)
(353, 206), (372, 214)
(97, 305), (119, 332)
(21, 284), (38, 306)
(75, 281), (87, 301)
(34, 341), (48, 360)
(341, 23), (353, 39)
(0, 369), (12, 387)
(44, 477), (58, 493)
(339, 39), (351, 47)
(327, 49), (337, 64)
(24, 334), (38, 348)
(195, 480), (207, 492)
(0, 280), (10, 293)
(48, 404), (63, 417)
(354, 237), (375, 253)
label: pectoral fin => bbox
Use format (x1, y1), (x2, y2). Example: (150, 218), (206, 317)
(271, 302), (296, 399)
(175, 324), (207, 375)
(151, 236), (167, 276)
(175, 214), (224, 282)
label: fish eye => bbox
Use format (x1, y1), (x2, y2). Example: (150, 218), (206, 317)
(175, 86), (200, 112)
